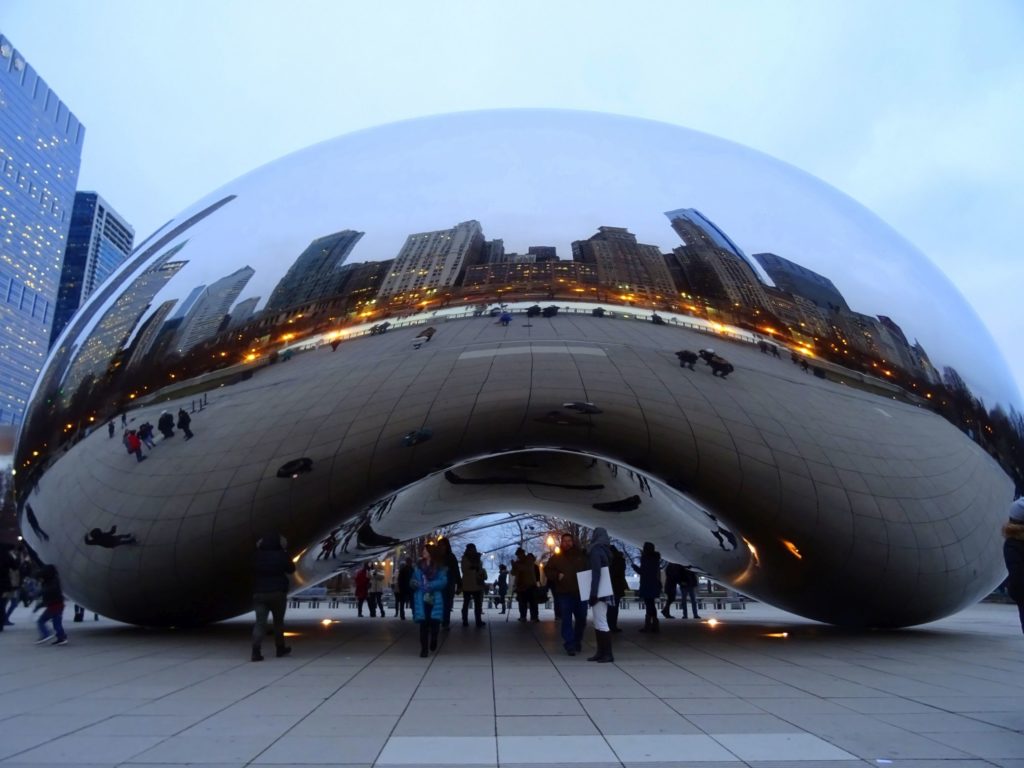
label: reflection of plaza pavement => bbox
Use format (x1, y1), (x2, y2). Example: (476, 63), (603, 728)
(29, 313), (1009, 623)
(0, 602), (1022, 766)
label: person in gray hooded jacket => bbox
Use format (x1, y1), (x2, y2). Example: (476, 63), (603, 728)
(586, 527), (614, 663)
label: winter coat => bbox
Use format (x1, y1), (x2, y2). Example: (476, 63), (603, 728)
(411, 564), (448, 622)
(634, 548), (662, 599)
(369, 568), (386, 594)
(443, 549), (462, 592)
(37, 566), (63, 609)
(253, 536), (295, 593)
(460, 554), (487, 593)
(158, 413), (174, 434)
(511, 555), (537, 592)
(544, 547), (589, 598)
(609, 548), (628, 598)
(126, 432), (141, 452)
(396, 563), (414, 596)
(1003, 521), (1024, 604)
(177, 410), (191, 429)
(353, 568), (370, 599)
(663, 563), (684, 590)
(588, 528), (612, 603)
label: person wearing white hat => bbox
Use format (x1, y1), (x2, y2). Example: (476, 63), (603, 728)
(1002, 497), (1024, 634)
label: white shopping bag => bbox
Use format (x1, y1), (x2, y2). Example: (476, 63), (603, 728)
(577, 566), (613, 599)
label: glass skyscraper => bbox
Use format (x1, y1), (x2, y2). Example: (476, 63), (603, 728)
(50, 192), (134, 347)
(0, 34), (84, 426)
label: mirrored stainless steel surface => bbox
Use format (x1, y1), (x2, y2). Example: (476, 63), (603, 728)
(15, 111), (1018, 627)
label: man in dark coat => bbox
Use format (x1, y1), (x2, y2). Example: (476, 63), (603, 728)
(438, 538), (461, 629)
(157, 411), (175, 439)
(177, 408), (194, 440)
(544, 533), (589, 655)
(608, 545), (628, 633)
(394, 557), (414, 620)
(586, 527), (614, 663)
(662, 562), (684, 619)
(1003, 497), (1024, 635)
(251, 532), (295, 661)
(633, 542), (662, 633)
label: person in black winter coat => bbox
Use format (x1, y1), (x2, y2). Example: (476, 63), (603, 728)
(633, 542), (662, 633)
(251, 532), (296, 661)
(177, 408), (194, 440)
(437, 538), (461, 629)
(1003, 497), (1024, 635)
(157, 411), (175, 439)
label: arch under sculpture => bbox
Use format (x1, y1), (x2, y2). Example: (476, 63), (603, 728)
(15, 111), (1017, 627)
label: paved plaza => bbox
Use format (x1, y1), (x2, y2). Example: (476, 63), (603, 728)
(0, 601), (1022, 768)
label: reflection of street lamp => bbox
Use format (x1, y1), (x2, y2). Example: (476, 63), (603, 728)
(545, 534), (555, 549)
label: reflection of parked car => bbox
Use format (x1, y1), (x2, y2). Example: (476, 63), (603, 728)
(369, 322), (390, 335)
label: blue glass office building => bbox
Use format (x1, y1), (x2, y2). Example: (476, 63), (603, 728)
(0, 34), (84, 426)
(50, 192), (134, 346)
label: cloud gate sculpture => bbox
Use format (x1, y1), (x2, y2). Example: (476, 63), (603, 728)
(16, 110), (1019, 628)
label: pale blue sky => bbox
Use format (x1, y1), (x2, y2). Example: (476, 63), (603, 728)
(3, 0), (1023, 402)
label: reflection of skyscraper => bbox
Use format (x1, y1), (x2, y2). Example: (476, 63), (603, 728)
(752, 252), (849, 312)
(226, 296), (260, 330)
(665, 209), (771, 311)
(125, 300), (177, 370)
(61, 249), (187, 396)
(50, 192), (134, 346)
(265, 230), (364, 312)
(0, 35), (85, 425)
(377, 220), (484, 300)
(571, 227), (674, 302)
(528, 246), (558, 262)
(483, 239), (505, 264)
(176, 266), (255, 353)
(170, 284), (206, 321)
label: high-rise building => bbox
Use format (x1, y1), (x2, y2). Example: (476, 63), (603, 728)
(483, 239), (505, 264)
(176, 266), (255, 354)
(60, 250), (187, 397)
(665, 209), (772, 312)
(0, 35), (85, 425)
(571, 227), (674, 303)
(752, 252), (849, 312)
(50, 192), (134, 346)
(226, 296), (260, 330)
(124, 299), (177, 370)
(265, 229), (364, 312)
(377, 220), (484, 300)
(170, 284), (206, 321)
(527, 246), (558, 262)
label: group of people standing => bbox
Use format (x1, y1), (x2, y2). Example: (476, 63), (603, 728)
(111, 408), (195, 463)
(1, 547), (70, 646)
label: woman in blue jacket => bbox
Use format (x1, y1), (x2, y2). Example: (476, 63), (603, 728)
(411, 543), (448, 657)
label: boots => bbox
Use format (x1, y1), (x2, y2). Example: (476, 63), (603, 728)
(251, 645), (264, 662)
(651, 615), (660, 633)
(608, 604), (622, 632)
(661, 605), (674, 619)
(276, 645), (292, 658)
(639, 614), (652, 633)
(587, 631), (614, 663)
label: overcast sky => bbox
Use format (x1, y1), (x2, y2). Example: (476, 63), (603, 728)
(4, 0), (1022, 404)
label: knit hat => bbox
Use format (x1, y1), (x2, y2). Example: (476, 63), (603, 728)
(1009, 497), (1024, 523)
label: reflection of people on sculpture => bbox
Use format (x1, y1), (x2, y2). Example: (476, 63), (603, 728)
(711, 526), (738, 551)
(316, 529), (339, 560)
(1002, 497), (1024, 634)
(157, 411), (175, 439)
(25, 505), (49, 542)
(84, 526), (137, 548)
(357, 522), (399, 549)
(177, 408), (194, 440)
(675, 350), (698, 370)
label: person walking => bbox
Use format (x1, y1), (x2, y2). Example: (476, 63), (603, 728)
(511, 547), (539, 622)
(495, 564), (509, 614)
(633, 542), (662, 633)
(608, 545), (628, 633)
(437, 538), (461, 629)
(251, 532), (295, 661)
(662, 562), (683, 619)
(1003, 496), (1024, 634)
(369, 564), (386, 617)
(177, 408), (194, 440)
(34, 564), (68, 645)
(586, 528), (614, 663)
(0, 546), (16, 630)
(353, 564), (370, 617)
(679, 565), (702, 619)
(459, 543), (488, 627)
(138, 422), (156, 449)
(394, 557), (413, 620)
(544, 532), (589, 655)
(412, 543), (448, 657)
(107, 421), (115, 438)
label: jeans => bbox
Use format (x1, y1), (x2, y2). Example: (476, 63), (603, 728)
(419, 619), (440, 652)
(369, 593), (383, 617)
(252, 591), (287, 649)
(461, 590), (484, 625)
(555, 593), (587, 650)
(681, 585), (700, 617)
(37, 604), (66, 640)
